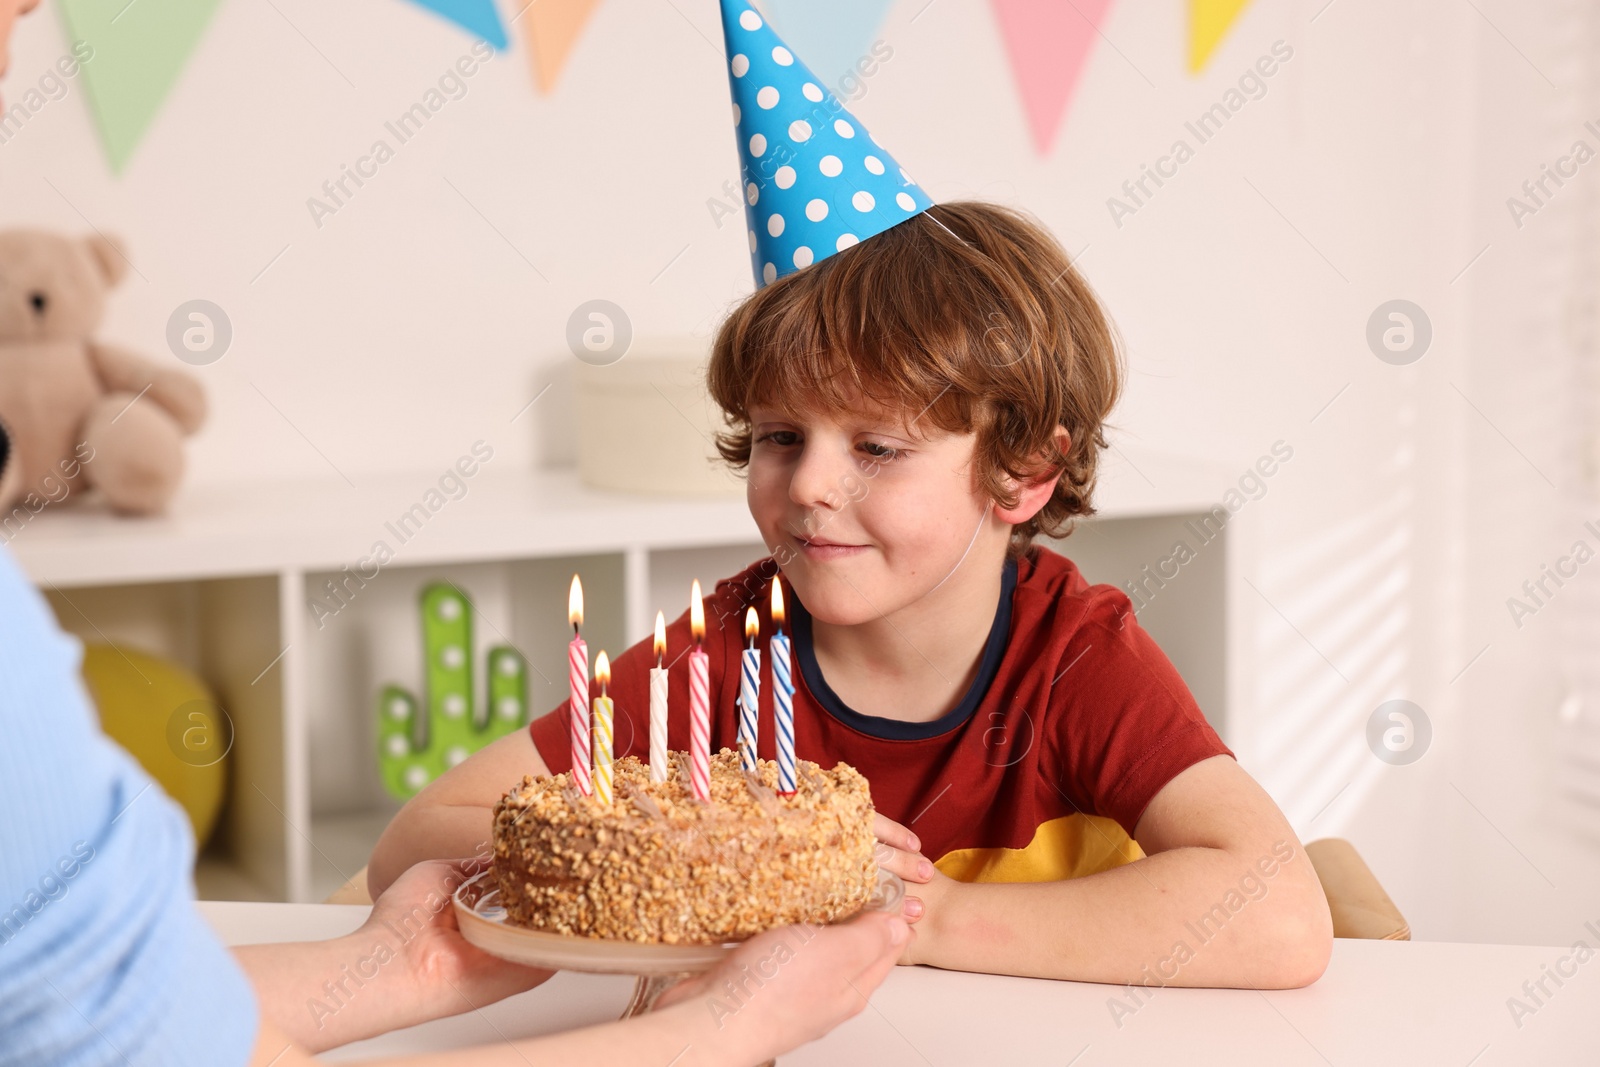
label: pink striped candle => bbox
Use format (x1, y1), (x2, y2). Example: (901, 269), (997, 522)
(567, 575), (592, 796)
(689, 579), (711, 802)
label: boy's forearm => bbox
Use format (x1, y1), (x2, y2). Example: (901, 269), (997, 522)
(369, 729), (550, 898)
(368, 801), (494, 899)
(920, 841), (1331, 988)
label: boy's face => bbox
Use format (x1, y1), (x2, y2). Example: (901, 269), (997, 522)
(746, 397), (1006, 626)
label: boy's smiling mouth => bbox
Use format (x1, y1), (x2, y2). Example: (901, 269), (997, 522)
(793, 532), (870, 560)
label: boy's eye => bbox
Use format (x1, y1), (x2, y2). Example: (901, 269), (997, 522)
(753, 430), (900, 461)
(756, 430), (801, 447)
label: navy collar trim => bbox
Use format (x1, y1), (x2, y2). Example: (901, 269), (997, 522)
(789, 557), (1017, 741)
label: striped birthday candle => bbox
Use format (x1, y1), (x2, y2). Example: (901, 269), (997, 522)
(771, 578), (796, 795)
(739, 607), (761, 774)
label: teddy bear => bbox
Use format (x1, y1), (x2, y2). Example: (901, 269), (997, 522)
(0, 229), (205, 520)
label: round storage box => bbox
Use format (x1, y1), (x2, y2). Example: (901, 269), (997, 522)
(575, 347), (745, 498)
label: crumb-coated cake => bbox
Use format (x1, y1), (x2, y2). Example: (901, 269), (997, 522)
(491, 747), (878, 944)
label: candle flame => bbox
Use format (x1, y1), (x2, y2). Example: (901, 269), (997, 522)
(568, 574), (584, 629)
(690, 579), (705, 642)
(595, 650), (611, 690)
(771, 577), (785, 627)
(654, 611), (666, 661)
(745, 606), (759, 640)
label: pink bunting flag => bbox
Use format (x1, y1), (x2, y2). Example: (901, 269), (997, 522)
(989, 0), (1115, 157)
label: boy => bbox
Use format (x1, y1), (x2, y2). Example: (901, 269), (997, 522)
(370, 0), (1332, 990)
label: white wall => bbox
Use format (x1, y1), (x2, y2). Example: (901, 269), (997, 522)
(5, 0), (1598, 942)
(1448, 0), (1600, 946)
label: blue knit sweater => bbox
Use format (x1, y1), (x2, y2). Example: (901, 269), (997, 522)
(0, 546), (258, 1066)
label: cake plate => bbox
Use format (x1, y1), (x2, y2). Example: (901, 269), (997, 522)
(454, 867), (905, 1064)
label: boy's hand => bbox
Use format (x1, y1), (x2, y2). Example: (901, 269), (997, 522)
(873, 813), (933, 902)
(873, 813), (958, 963)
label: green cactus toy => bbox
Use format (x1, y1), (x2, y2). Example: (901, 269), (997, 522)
(378, 582), (529, 800)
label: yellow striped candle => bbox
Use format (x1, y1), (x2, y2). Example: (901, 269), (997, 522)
(592, 651), (614, 806)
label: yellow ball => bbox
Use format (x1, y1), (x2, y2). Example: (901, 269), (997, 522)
(81, 644), (229, 848)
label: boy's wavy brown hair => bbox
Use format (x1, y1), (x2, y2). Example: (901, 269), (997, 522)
(707, 200), (1125, 559)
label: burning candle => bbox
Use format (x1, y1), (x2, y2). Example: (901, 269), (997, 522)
(567, 575), (592, 796)
(739, 607), (760, 774)
(592, 651), (614, 806)
(688, 580), (711, 802)
(650, 611), (669, 784)
(771, 577), (796, 796)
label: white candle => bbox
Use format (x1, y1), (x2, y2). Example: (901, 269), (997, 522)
(650, 611), (669, 784)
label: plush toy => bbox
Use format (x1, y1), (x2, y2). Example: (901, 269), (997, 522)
(0, 230), (206, 516)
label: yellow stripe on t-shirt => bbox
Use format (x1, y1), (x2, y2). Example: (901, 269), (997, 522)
(933, 813), (1146, 883)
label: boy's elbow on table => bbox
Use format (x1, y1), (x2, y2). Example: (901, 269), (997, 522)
(1261, 891), (1335, 988)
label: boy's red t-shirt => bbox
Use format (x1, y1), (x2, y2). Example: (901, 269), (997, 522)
(528, 545), (1233, 883)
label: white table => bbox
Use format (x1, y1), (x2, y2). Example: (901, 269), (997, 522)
(199, 902), (1599, 1065)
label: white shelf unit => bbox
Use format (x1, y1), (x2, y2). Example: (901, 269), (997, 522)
(15, 450), (1252, 903)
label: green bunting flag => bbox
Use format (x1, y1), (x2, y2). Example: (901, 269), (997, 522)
(57, 0), (225, 173)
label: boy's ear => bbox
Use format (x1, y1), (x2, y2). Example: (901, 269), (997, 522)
(993, 426), (1071, 525)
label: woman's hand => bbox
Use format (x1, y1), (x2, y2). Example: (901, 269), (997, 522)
(368, 857), (555, 1022)
(235, 857), (552, 1053)
(653, 908), (911, 1061)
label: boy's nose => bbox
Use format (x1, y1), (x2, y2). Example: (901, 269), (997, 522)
(787, 443), (854, 512)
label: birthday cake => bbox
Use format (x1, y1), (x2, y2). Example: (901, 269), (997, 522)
(491, 748), (878, 944)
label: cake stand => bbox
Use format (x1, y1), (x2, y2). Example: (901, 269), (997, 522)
(454, 867), (905, 1065)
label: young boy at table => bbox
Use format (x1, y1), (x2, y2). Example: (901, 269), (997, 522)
(370, 0), (1332, 990)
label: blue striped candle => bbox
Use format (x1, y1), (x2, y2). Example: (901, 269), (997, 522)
(739, 607), (760, 774)
(771, 578), (795, 796)
(773, 629), (795, 795)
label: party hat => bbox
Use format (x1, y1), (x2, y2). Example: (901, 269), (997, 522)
(719, 0), (934, 289)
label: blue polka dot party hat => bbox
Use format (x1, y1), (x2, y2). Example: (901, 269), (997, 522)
(719, 0), (934, 289)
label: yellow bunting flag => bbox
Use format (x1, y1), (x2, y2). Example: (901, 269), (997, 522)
(1189, 0), (1253, 73)
(523, 0), (603, 93)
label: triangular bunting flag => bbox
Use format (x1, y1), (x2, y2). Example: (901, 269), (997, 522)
(760, 0), (896, 97)
(522, 0), (602, 93)
(56, 0), (225, 173)
(989, 0), (1114, 157)
(1189, 0), (1253, 73)
(402, 0), (507, 50)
